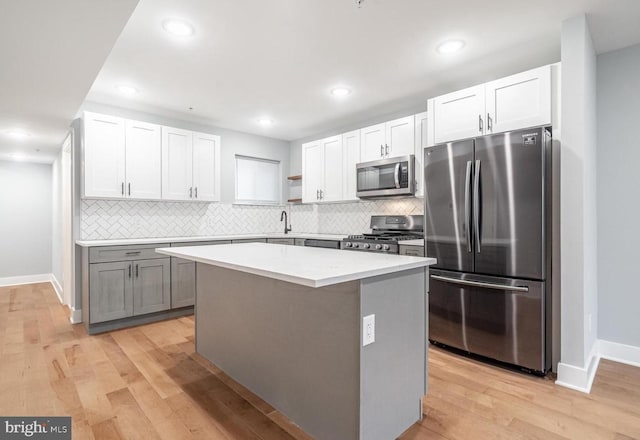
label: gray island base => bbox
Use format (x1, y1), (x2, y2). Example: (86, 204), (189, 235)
(157, 243), (435, 440)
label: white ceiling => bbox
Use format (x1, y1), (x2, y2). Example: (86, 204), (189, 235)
(3, 0), (640, 164)
(0, 0), (139, 163)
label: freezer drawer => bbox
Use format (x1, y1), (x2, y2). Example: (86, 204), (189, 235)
(428, 269), (547, 373)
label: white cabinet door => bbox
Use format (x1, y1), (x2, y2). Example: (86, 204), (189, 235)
(414, 112), (428, 198)
(433, 85), (485, 144)
(321, 135), (343, 202)
(485, 65), (551, 134)
(360, 123), (386, 162)
(302, 141), (323, 203)
(162, 127), (193, 201)
(385, 115), (414, 158)
(84, 112), (126, 198)
(192, 132), (221, 202)
(125, 120), (162, 200)
(342, 130), (360, 202)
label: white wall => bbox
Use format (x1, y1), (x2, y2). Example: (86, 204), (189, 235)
(51, 151), (63, 287)
(0, 160), (53, 278)
(557, 14), (599, 390)
(597, 43), (640, 348)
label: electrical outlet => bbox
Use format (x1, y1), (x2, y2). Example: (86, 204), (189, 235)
(363, 314), (375, 346)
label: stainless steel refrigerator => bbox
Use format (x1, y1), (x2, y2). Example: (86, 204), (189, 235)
(424, 126), (551, 374)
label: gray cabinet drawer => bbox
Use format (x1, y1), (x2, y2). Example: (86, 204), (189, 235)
(89, 244), (164, 263)
(232, 238), (267, 244)
(171, 240), (232, 247)
(267, 238), (295, 245)
(399, 245), (425, 257)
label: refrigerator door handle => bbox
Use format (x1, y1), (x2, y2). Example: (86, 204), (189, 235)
(430, 274), (529, 292)
(464, 161), (472, 252)
(473, 159), (481, 253)
(394, 163), (401, 188)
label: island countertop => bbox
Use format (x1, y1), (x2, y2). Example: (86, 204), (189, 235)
(156, 243), (436, 288)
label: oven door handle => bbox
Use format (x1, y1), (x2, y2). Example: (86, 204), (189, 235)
(430, 274), (529, 292)
(394, 163), (401, 189)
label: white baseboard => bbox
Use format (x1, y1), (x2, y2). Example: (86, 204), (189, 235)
(556, 342), (600, 393)
(0, 273), (53, 287)
(598, 339), (640, 368)
(69, 307), (82, 324)
(50, 274), (64, 304)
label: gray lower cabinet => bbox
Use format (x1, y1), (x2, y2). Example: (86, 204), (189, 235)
(232, 238), (267, 244)
(89, 261), (134, 323)
(89, 257), (171, 324)
(171, 257), (196, 308)
(266, 238), (295, 245)
(169, 240), (232, 308)
(132, 258), (171, 315)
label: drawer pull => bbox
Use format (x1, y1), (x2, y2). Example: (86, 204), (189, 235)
(125, 251), (141, 256)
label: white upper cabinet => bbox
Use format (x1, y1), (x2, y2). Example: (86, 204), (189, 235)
(321, 136), (343, 202)
(161, 128), (221, 202)
(342, 130), (361, 202)
(161, 127), (193, 201)
(301, 133), (358, 204)
(125, 120), (162, 200)
(432, 65), (553, 144)
(433, 85), (486, 144)
(83, 112), (126, 198)
(302, 140), (323, 203)
(84, 112), (221, 202)
(385, 116), (415, 158)
(192, 132), (221, 202)
(413, 112), (428, 198)
(485, 65), (551, 134)
(361, 116), (415, 161)
(360, 123), (386, 162)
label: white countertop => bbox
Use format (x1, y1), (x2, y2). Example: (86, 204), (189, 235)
(76, 233), (347, 247)
(398, 239), (424, 246)
(157, 243), (436, 288)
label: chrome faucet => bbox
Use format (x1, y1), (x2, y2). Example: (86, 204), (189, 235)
(280, 210), (292, 234)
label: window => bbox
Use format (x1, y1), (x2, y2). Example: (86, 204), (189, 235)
(235, 155), (281, 205)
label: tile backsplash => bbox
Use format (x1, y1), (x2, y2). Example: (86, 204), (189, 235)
(80, 198), (424, 240)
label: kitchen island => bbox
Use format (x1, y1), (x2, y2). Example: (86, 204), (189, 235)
(156, 243), (436, 440)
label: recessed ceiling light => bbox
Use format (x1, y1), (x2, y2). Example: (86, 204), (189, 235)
(116, 84), (138, 96)
(162, 19), (195, 37)
(436, 40), (465, 54)
(5, 130), (30, 140)
(331, 87), (352, 97)
(257, 118), (274, 127)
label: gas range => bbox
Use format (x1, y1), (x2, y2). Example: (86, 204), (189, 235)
(340, 215), (423, 254)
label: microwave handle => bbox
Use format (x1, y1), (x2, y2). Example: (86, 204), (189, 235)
(394, 163), (401, 188)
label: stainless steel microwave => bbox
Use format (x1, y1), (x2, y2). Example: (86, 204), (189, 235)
(356, 155), (415, 198)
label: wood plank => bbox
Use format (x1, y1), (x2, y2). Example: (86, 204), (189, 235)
(2, 282), (640, 440)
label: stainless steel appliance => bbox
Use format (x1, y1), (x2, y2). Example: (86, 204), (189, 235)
(304, 239), (340, 249)
(425, 126), (552, 374)
(356, 155), (415, 198)
(341, 215), (423, 254)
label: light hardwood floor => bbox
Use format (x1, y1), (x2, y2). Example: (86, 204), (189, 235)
(1, 282), (639, 440)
